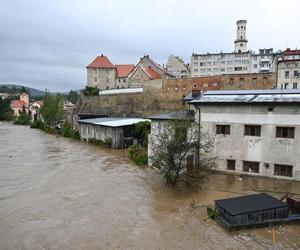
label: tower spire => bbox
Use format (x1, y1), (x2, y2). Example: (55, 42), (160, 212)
(234, 20), (248, 53)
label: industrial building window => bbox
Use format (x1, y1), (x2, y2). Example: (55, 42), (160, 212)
(276, 127), (295, 139)
(216, 125), (230, 135)
(294, 70), (298, 77)
(293, 83), (298, 89)
(252, 78), (257, 85)
(285, 71), (289, 78)
(274, 164), (293, 177)
(244, 125), (261, 136)
(229, 78), (234, 85)
(240, 78), (244, 85)
(243, 161), (259, 173)
(227, 160), (236, 170)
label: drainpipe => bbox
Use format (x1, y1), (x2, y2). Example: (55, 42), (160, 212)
(196, 105), (201, 166)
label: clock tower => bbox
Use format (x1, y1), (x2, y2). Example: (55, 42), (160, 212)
(234, 20), (248, 53)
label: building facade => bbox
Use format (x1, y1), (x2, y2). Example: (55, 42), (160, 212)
(191, 20), (279, 77)
(190, 89), (300, 181)
(277, 49), (300, 90)
(166, 55), (191, 78)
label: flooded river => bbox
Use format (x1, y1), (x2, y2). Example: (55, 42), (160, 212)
(0, 122), (300, 249)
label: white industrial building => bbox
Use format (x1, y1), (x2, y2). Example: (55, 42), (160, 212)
(189, 89), (300, 181)
(78, 117), (149, 148)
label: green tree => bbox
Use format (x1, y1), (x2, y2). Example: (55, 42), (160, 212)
(0, 96), (13, 121)
(40, 94), (64, 127)
(67, 90), (79, 104)
(149, 116), (215, 186)
(14, 105), (31, 125)
(134, 121), (151, 147)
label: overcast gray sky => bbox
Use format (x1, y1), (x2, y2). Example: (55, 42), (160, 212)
(0, 0), (299, 92)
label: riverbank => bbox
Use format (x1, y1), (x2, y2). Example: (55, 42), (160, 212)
(1, 122), (300, 249)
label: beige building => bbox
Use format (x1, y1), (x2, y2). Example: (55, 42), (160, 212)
(128, 55), (174, 87)
(11, 92), (29, 116)
(277, 49), (300, 89)
(166, 55), (190, 78)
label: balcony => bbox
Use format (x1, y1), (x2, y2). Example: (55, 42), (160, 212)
(260, 58), (270, 63)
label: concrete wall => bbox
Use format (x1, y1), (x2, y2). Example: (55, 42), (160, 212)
(192, 104), (300, 181)
(78, 123), (123, 148)
(87, 68), (116, 89)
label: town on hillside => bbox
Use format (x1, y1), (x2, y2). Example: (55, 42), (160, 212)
(1, 15), (300, 245)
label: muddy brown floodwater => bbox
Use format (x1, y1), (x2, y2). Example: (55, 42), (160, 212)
(1, 122), (300, 250)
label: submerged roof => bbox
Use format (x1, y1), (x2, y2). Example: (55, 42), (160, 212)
(87, 55), (115, 68)
(215, 193), (288, 216)
(78, 117), (149, 127)
(190, 89), (300, 105)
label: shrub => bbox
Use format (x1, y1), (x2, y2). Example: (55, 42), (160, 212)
(134, 121), (151, 147)
(14, 110), (31, 125)
(83, 86), (100, 96)
(61, 122), (80, 140)
(128, 144), (148, 166)
(30, 119), (45, 129)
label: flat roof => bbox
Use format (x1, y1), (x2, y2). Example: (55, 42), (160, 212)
(148, 110), (194, 121)
(190, 89), (300, 104)
(215, 193), (288, 216)
(99, 88), (143, 95)
(78, 117), (149, 127)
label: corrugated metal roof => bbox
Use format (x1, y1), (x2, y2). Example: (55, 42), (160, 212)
(190, 89), (300, 104)
(99, 88), (143, 95)
(78, 117), (149, 127)
(215, 193), (288, 216)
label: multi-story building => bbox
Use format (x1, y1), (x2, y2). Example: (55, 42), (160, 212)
(191, 20), (279, 77)
(277, 49), (300, 89)
(166, 55), (191, 78)
(189, 89), (300, 181)
(87, 54), (173, 89)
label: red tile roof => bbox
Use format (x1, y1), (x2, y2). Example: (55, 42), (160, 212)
(11, 100), (28, 109)
(115, 64), (135, 77)
(87, 55), (115, 68)
(141, 66), (161, 80)
(284, 49), (300, 55)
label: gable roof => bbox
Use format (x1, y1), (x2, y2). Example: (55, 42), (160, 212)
(11, 100), (28, 108)
(87, 55), (115, 68)
(136, 55), (174, 77)
(115, 64), (135, 77)
(140, 66), (161, 80)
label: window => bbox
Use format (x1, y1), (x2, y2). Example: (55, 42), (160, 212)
(285, 71), (289, 78)
(194, 62), (198, 66)
(207, 62), (212, 66)
(252, 78), (257, 85)
(244, 125), (261, 136)
(94, 77), (97, 82)
(243, 161), (259, 173)
(227, 160), (236, 170)
(200, 62), (205, 66)
(274, 164), (293, 177)
(294, 70), (298, 77)
(194, 69), (198, 72)
(293, 82), (298, 89)
(194, 56), (198, 60)
(229, 78), (234, 85)
(284, 83), (289, 89)
(216, 125), (230, 135)
(240, 78), (244, 85)
(106, 77), (109, 83)
(276, 127), (295, 138)
(253, 64), (257, 69)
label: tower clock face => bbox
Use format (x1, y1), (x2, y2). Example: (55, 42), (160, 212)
(240, 43), (243, 47)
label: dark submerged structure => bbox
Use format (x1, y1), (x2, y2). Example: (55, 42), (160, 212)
(214, 193), (300, 230)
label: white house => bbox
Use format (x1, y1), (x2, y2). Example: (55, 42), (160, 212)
(189, 89), (300, 181)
